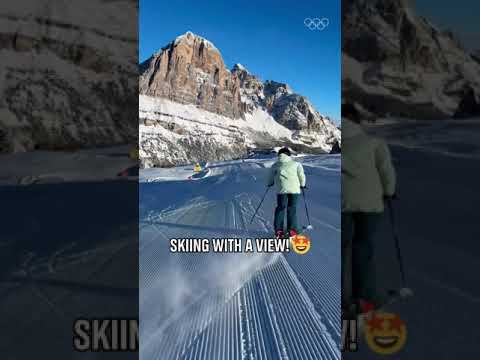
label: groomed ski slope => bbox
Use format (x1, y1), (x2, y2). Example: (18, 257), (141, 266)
(140, 155), (341, 360)
(343, 120), (480, 359)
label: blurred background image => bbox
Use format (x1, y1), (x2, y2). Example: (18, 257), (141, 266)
(342, 0), (480, 358)
(0, 0), (138, 358)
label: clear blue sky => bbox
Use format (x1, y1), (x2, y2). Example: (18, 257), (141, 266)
(415, 0), (479, 50)
(140, 0), (341, 121)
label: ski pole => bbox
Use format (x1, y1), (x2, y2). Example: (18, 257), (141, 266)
(301, 188), (312, 227)
(249, 187), (270, 224)
(387, 198), (413, 298)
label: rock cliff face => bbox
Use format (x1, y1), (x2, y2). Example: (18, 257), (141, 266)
(342, 0), (480, 119)
(139, 32), (340, 167)
(263, 80), (334, 133)
(0, 0), (138, 153)
(139, 31), (244, 119)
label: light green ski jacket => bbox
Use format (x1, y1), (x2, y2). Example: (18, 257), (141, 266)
(342, 119), (396, 212)
(267, 154), (306, 194)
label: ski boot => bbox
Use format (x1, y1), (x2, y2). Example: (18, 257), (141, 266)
(357, 299), (377, 335)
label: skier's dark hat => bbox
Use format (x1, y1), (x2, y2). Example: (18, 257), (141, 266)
(278, 147), (291, 156)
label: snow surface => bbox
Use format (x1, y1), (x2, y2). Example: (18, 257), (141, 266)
(140, 154), (341, 359)
(1, 178), (138, 358)
(0, 145), (136, 185)
(363, 118), (480, 159)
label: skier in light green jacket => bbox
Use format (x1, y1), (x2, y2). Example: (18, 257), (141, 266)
(267, 147), (306, 237)
(341, 103), (396, 315)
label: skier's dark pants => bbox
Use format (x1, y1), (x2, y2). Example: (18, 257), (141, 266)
(274, 194), (299, 232)
(342, 212), (381, 308)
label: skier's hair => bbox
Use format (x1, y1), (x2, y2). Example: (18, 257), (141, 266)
(342, 103), (361, 123)
(278, 147), (291, 156)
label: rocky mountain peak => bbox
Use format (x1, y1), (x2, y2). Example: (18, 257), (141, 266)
(342, 0), (480, 119)
(139, 32), (340, 159)
(1, 0), (138, 153)
(139, 31), (243, 119)
(264, 81), (293, 97)
(139, 32), (340, 167)
(173, 31), (220, 53)
(232, 63), (249, 73)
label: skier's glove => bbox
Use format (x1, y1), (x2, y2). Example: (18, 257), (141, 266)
(384, 193), (397, 201)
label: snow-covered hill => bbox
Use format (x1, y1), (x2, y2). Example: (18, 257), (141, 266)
(140, 154), (341, 359)
(139, 32), (340, 168)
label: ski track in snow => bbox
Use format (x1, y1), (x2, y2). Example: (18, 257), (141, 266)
(140, 155), (340, 360)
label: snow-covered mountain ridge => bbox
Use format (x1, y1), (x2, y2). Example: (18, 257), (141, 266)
(0, 0), (138, 153)
(342, 0), (480, 119)
(140, 95), (339, 167)
(139, 32), (340, 167)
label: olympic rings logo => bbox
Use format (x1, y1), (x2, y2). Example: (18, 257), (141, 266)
(304, 17), (330, 31)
